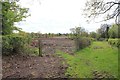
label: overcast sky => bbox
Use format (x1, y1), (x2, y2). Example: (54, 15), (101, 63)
(15, 0), (115, 33)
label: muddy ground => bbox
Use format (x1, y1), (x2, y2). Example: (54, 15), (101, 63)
(2, 37), (75, 78)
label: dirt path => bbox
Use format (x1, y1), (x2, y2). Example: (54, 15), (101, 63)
(2, 37), (75, 78)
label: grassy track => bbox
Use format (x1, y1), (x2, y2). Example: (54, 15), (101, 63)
(56, 41), (118, 78)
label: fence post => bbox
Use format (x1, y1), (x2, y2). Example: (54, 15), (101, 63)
(38, 32), (42, 57)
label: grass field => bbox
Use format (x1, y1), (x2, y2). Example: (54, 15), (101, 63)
(56, 41), (118, 78)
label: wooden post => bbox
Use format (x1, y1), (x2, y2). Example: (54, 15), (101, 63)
(45, 33), (47, 38)
(52, 33), (53, 37)
(38, 32), (42, 57)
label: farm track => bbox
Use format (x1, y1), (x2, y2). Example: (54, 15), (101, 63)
(2, 37), (75, 78)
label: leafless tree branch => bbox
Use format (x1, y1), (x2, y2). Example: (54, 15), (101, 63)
(83, 0), (120, 23)
(98, 4), (115, 14)
(115, 11), (120, 24)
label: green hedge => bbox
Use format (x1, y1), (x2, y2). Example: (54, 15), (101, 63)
(108, 38), (120, 48)
(75, 37), (91, 51)
(2, 34), (31, 55)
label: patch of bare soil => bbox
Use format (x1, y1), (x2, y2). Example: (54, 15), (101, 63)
(93, 70), (115, 79)
(2, 54), (68, 78)
(41, 38), (76, 55)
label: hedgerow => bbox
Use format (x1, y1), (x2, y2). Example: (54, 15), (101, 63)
(75, 37), (91, 51)
(2, 34), (37, 55)
(108, 38), (120, 48)
(2, 35), (27, 55)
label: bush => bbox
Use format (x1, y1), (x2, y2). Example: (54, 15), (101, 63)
(108, 38), (120, 48)
(27, 47), (39, 56)
(75, 37), (91, 51)
(2, 34), (31, 55)
(97, 38), (106, 41)
(90, 38), (96, 41)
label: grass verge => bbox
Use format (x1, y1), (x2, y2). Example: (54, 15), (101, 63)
(56, 41), (118, 78)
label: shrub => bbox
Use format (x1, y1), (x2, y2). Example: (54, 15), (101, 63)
(75, 37), (91, 51)
(108, 38), (120, 48)
(2, 34), (31, 55)
(97, 38), (106, 41)
(23, 47), (39, 56)
(90, 38), (96, 41)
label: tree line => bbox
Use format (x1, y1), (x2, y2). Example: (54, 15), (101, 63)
(69, 24), (119, 40)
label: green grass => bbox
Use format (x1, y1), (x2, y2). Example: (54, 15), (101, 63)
(56, 41), (118, 78)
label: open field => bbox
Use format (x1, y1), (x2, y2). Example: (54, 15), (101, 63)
(41, 37), (75, 55)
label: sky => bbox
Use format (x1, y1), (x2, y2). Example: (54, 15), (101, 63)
(15, 0), (115, 33)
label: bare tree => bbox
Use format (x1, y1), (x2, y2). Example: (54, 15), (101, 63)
(83, 0), (120, 24)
